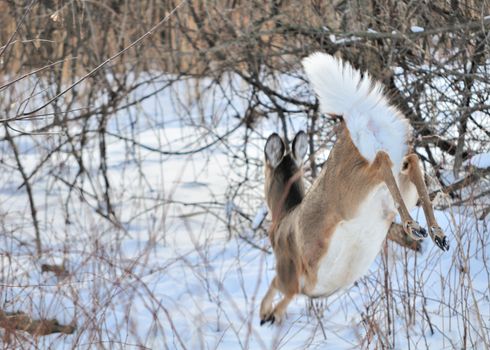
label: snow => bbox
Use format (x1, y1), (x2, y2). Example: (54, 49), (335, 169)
(0, 71), (489, 349)
(466, 152), (490, 169)
(411, 26), (425, 33)
(251, 204), (268, 230)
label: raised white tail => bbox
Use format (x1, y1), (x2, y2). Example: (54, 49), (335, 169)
(259, 53), (449, 326)
(302, 53), (410, 172)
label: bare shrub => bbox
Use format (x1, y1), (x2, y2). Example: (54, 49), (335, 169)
(0, 0), (488, 348)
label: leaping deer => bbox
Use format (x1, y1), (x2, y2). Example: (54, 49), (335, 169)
(260, 53), (449, 325)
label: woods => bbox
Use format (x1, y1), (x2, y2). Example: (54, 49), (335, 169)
(0, 0), (489, 348)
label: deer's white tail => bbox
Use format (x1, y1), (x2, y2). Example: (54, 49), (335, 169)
(302, 52), (410, 171)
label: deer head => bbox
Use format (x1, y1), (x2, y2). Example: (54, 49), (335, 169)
(264, 131), (308, 221)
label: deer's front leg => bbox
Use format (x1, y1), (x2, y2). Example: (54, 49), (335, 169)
(260, 277), (295, 325)
(260, 277), (277, 325)
(373, 151), (428, 241)
(402, 154), (449, 251)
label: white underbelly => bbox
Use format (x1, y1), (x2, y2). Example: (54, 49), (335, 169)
(310, 184), (395, 297)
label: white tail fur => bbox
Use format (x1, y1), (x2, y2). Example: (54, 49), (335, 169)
(259, 54), (449, 326)
(302, 53), (410, 171)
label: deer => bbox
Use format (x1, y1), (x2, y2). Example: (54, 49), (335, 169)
(260, 53), (449, 326)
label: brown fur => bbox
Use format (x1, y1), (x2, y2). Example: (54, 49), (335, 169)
(260, 122), (448, 325)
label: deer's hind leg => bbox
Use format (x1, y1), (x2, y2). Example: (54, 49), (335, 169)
(402, 154), (449, 251)
(372, 151), (428, 241)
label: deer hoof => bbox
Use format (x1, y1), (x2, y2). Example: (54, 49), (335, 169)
(260, 307), (285, 326)
(260, 314), (275, 326)
(431, 226), (449, 251)
(403, 220), (427, 240)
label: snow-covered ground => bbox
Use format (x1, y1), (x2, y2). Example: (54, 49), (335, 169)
(0, 72), (489, 349)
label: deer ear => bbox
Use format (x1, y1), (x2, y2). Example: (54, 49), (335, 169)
(292, 131), (308, 163)
(265, 133), (285, 168)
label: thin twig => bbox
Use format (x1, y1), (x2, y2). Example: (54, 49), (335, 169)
(0, 0), (37, 59)
(19, 0), (188, 117)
